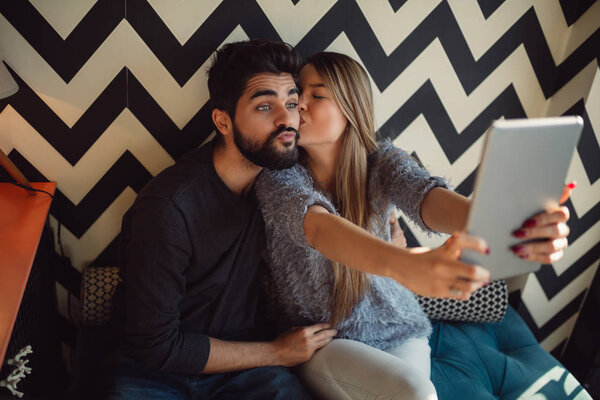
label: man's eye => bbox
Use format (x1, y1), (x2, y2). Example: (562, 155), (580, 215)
(257, 105), (271, 111)
(286, 103), (298, 109)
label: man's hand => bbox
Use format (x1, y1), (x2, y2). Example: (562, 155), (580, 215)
(205, 325), (336, 373)
(271, 323), (337, 367)
(389, 210), (407, 249)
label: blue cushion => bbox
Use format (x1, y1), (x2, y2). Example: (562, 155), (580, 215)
(430, 305), (591, 399)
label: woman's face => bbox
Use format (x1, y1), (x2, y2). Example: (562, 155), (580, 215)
(297, 63), (347, 148)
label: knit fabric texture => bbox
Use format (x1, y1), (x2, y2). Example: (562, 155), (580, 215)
(254, 140), (449, 350)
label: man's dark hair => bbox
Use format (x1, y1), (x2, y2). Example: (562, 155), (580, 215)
(207, 39), (301, 122)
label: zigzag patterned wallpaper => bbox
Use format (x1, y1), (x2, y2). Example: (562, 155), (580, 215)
(0, 0), (598, 360)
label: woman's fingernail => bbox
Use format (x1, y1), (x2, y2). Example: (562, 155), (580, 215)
(568, 182), (577, 189)
(513, 230), (527, 238)
(511, 245), (524, 253)
(519, 254), (529, 259)
(523, 219), (537, 228)
(483, 280), (490, 287)
(485, 248), (491, 255)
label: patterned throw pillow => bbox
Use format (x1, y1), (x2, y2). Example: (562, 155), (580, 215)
(417, 280), (508, 322)
(82, 266), (508, 325)
(81, 266), (121, 326)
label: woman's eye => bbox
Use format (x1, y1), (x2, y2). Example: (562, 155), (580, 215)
(257, 105), (271, 111)
(286, 102), (298, 109)
(313, 95), (325, 99)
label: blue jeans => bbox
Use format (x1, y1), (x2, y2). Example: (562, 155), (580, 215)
(99, 356), (311, 400)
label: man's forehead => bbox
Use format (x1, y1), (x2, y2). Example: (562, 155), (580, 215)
(243, 73), (297, 95)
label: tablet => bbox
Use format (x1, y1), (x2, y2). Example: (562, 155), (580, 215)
(460, 116), (583, 280)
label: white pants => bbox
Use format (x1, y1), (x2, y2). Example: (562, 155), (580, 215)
(297, 338), (437, 400)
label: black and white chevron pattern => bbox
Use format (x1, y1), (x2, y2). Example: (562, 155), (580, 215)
(0, 0), (598, 358)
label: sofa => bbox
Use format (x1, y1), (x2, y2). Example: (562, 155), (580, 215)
(68, 267), (592, 399)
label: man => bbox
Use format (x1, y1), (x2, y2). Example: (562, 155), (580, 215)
(104, 39), (336, 399)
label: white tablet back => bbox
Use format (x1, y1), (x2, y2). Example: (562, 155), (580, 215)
(461, 116), (583, 280)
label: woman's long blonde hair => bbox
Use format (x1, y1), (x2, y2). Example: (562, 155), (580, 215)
(302, 52), (379, 326)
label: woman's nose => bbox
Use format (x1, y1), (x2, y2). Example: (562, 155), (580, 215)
(298, 95), (307, 112)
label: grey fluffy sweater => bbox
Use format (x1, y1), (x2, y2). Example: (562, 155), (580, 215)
(254, 141), (448, 350)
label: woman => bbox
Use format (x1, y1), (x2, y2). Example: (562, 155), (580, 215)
(254, 52), (572, 399)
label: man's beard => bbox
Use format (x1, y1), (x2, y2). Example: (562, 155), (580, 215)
(232, 123), (299, 170)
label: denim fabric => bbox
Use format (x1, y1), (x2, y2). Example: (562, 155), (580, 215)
(99, 356), (311, 400)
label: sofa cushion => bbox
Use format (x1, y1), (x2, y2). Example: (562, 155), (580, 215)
(74, 267), (592, 399)
(430, 305), (592, 399)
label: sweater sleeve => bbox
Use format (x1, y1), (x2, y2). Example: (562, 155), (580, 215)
(371, 140), (449, 233)
(255, 166), (337, 249)
(118, 195), (210, 373)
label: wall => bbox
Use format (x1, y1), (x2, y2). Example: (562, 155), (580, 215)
(0, 0), (598, 360)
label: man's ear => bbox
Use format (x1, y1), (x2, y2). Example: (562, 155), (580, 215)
(212, 109), (233, 137)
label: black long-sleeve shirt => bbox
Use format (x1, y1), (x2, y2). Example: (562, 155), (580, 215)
(112, 143), (268, 374)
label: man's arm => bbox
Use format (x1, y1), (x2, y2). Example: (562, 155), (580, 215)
(119, 196), (209, 373)
(120, 196), (337, 374)
(204, 323), (336, 373)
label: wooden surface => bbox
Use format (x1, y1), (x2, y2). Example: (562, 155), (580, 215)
(0, 148), (32, 189)
(0, 182), (55, 366)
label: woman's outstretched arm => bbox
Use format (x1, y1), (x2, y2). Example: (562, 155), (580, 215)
(304, 205), (490, 300)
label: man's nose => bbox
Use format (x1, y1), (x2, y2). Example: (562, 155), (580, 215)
(274, 104), (299, 128)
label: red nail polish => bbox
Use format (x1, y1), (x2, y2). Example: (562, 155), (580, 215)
(513, 230), (527, 238)
(523, 219), (537, 228)
(519, 254), (528, 259)
(512, 245), (524, 253)
(485, 248), (491, 255)
(483, 280), (490, 287)
(568, 182), (577, 189)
